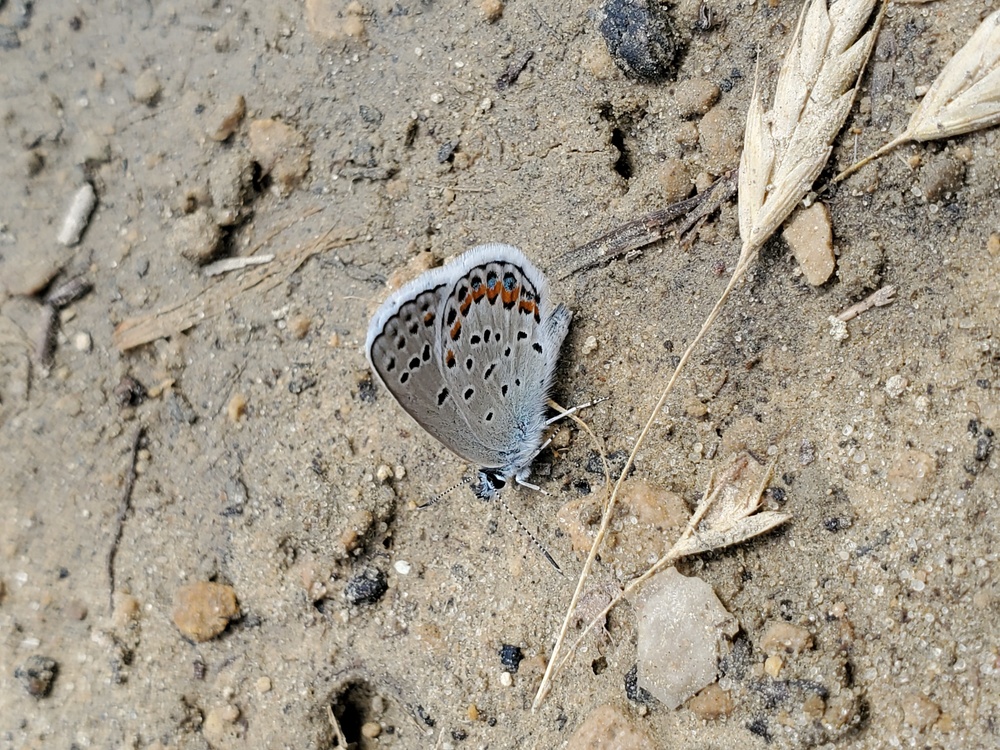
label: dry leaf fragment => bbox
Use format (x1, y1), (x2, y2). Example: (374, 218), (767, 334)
(739, 0), (881, 255)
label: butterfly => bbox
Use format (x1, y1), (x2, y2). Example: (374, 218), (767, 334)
(366, 243), (572, 503)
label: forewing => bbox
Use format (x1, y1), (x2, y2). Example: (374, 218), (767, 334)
(366, 268), (499, 466)
(437, 246), (567, 471)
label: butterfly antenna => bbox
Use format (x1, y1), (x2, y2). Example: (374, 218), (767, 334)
(417, 476), (472, 509)
(496, 492), (563, 574)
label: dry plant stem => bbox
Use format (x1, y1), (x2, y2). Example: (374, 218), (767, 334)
(532, 252), (755, 710)
(833, 8), (1000, 184)
(107, 426), (145, 614)
(536, 0), (882, 709)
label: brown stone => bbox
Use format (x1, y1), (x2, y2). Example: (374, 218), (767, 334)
(688, 683), (734, 719)
(248, 119), (311, 196)
(783, 202), (835, 286)
(172, 582), (239, 642)
(675, 78), (720, 117)
(760, 621), (813, 656)
(566, 703), (654, 750)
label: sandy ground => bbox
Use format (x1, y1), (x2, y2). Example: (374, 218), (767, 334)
(1, 0), (998, 748)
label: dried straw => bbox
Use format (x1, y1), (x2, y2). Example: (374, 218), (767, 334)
(533, 0), (883, 710)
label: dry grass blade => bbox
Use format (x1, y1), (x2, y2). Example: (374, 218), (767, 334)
(740, 0), (881, 254)
(835, 9), (1000, 182)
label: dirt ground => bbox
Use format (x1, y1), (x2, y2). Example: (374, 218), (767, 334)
(1, 0), (997, 748)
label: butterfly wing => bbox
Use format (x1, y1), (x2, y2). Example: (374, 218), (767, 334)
(436, 244), (571, 475)
(366, 259), (504, 467)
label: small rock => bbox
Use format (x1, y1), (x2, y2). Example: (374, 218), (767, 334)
(248, 119), (311, 196)
(204, 703), (242, 745)
(688, 683), (734, 719)
(256, 676), (272, 693)
(361, 722), (382, 738)
(170, 210), (222, 265)
(760, 621), (813, 656)
(698, 105), (742, 173)
(499, 671), (513, 687)
(57, 183), (97, 246)
(77, 132), (111, 166)
(918, 155), (964, 202)
(288, 314), (312, 339)
(15, 655), (58, 698)
(764, 654), (783, 677)
(783, 202), (835, 286)
(208, 94), (246, 142)
(227, 393), (248, 422)
(887, 448), (936, 503)
(902, 692), (940, 730)
(884, 374), (908, 398)
(987, 233), (1000, 257)
(675, 78), (720, 117)
(114, 375), (147, 408)
(566, 703), (655, 749)
(480, 0), (504, 23)
(582, 335), (599, 355)
(172, 582), (240, 642)
(675, 121), (699, 146)
(599, 0), (679, 82)
(657, 157), (691, 203)
(635, 567), (738, 709)
(306, 0), (366, 42)
(72, 331), (92, 352)
(134, 69), (162, 105)
(823, 691), (857, 730)
(208, 148), (255, 226)
(499, 644), (523, 673)
(345, 567), (388, 605)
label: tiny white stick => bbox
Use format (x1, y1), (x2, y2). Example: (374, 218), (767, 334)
(57, 183), (97, 246)
(202, 254), (275, 277)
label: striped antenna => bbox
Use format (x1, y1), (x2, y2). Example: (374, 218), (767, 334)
(496, 491), (563, 574)
(417, 476), (472, 509)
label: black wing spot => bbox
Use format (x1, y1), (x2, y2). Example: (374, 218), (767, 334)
(503, 272), (517, 291)
(515, 378), (521, 387)
(464, 387), (475, 401)
(504, 346), (512, 357)
(470, 275), (482, 291)
(458, 285), (468, 301)
(400, 372), (410, 384)
(408, 322), (419, 335)
(501, 384), (509, 397)
(487, 270), (498, 288)
(422, 343), (431, 362)
(471, 334), (482, 345)
(446, 307), (457, 325)
(408, 356), (421, 369)
(396, 336), (407, 350)
(532, 342), (543, 354)
(483, 329), (492, 342)
(516, 331), (527, 341)
(437, 388), (449, 406)
(386, 357), (396, 372)
(485, 411), (494, 422)
(466, 357), (474, 370)
(484, 363), (495, 380)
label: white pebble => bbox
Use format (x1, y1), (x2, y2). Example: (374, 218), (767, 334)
(582, 335), (598, 355)
(430, 92), (444, 104)
(58, 184), (97, 246)
(394, 560), (412, 575)
(499, 671), (512, 687)
(73, 332), (92, 352)
(884, 374), (908, 398)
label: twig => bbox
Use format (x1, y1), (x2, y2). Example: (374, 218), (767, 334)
(107, 426), (145, 614)
(556, 173), (736, 279)
(836, 284), (896, 321)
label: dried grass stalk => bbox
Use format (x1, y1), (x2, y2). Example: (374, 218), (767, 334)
(836, 8), (1000, 182)
(740, 0), (881, 254)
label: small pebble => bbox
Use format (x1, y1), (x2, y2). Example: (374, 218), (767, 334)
(987, 233), (1000, 257)
(15, 655), (58, 698)
(764, 654), (783, 677)
(57, 183), (97, 246)
(256, 676), (272, 693)
(375, 464), (393, 482)
(208, 94), (246, 142)
(172, 582), (240, 642)
(499, 644), (524, 673)
(394, 559), (412, 575)
(227, 393), (248, 422)
(760, 621), (813, 656)
(361, 722), (382, 739)
(675, 121), (699, 146)
(884, 374), (908, 398)
(783, 202), (835, 286)
(902, 692), (940, 730)
(345, 567), (388, 605)
(134, 69), (162, 105)
(675, 78), (720, 117)
(600, 0), (679, 81)
(582, 335), (599, 355)
(480, 0), (504, 23)
(499, 671), (513, 687)
(467, 703), (480, 721)
(688, 683), (734, 719)
(170, 210), (222, 265)
(73, 331), (92, 352)
(288, 314), (312, 339)
(77, 132), (111, 166)
(248, 119), (311, 196)
(698, 106), (742, 173)
(918, 154), (964, 202)
(657, 157), (692, 203)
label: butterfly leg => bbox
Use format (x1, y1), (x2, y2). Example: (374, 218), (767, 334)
(544, 395), (610, 426)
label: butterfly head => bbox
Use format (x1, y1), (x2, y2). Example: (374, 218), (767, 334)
(472, 468), (507, 501)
